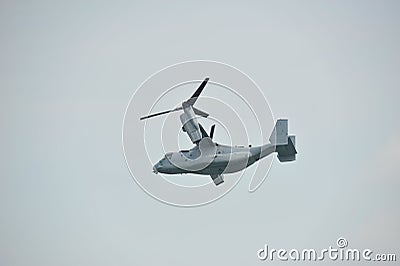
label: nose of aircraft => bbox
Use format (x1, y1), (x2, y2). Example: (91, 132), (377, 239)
(152, 165), (158, 174)
(153, 159), (170, 174)
(153, 160), (165, 174)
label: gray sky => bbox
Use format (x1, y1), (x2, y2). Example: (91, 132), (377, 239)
(1, 1), (399, 265)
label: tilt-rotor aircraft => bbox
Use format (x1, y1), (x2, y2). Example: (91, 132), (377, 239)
(140, 78), (297, 185)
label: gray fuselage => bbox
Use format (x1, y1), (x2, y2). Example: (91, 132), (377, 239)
(153, 141), (275, 176)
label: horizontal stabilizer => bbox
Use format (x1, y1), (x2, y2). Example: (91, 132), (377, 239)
(276, 135), (297, 162)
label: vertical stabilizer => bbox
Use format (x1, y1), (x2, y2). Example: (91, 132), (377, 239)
(270, 119), (297, 162)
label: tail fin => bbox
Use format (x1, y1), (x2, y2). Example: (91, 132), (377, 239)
(269, 119), (297, 162)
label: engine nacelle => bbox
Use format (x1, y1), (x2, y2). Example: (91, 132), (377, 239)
(180, 106), (202, 143)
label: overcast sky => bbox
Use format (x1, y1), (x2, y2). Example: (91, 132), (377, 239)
(1, 1), (399, 265)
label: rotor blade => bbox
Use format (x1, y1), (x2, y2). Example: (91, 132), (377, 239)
(192, 107), (209, 118)
(198, 123), (209, 138)
(185, 77), (209, 106)
(140, 107), (182, 120)
(210, 124), (215, 139)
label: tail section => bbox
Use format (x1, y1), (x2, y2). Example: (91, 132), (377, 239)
(269, 119), (297, 162)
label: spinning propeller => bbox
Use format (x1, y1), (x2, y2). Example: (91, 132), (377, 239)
(140, 77), (216, 143)
(140, 78), (210, 120)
